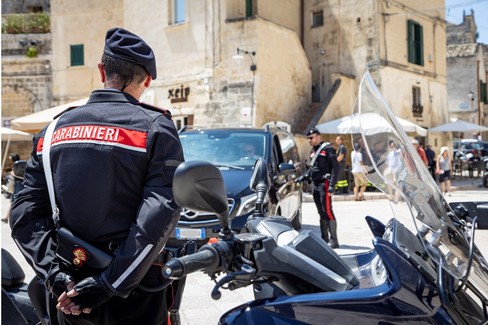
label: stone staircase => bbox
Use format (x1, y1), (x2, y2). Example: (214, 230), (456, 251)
(292, 79), (342, 134)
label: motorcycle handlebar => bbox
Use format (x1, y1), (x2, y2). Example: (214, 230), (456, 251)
(162, 245), (220, 279)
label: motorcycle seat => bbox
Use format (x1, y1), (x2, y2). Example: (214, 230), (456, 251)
(1, 248), (26, 287)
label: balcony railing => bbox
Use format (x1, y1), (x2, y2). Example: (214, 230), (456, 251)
(412, 104), (423, 118)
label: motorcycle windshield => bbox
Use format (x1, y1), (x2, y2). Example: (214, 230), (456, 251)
(353, 72), (488, 293)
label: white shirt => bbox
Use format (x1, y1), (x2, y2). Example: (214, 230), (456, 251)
(351, 150), (363, 173)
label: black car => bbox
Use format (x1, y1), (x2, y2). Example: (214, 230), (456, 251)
(170, 125), (303, 245)
(453, 139), (488, 160)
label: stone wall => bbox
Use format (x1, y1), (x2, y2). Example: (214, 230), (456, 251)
(1, 32), (52, 173)
(2, 58), (52, 121)
(1, 0), (50, 14)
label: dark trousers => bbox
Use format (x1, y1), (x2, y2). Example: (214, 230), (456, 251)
(312, 180), (335, 221)
(428, 163), (436, 181)
(59, 266), (168, 325)
(60, 289), (167, 325)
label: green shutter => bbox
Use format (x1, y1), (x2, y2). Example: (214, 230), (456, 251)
(70, 44), (84, 66)
(418, 24), (424, 66)
(407, 20), (424, 66)
(407, 20), (414, 63)
(481, 81), (487, 104)
(246, 0), (253, 17)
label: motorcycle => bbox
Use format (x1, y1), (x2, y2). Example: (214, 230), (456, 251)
(163, 72), (488, 324)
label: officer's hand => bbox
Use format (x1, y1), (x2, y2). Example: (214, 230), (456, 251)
(47, 271), (75, 298)
(296, 176), (305, 183)
(67, 276), (114, 311)
(328, 185), (335, 194)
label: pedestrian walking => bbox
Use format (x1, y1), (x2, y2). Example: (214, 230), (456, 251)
(436, 146), (452, 196)
(385, 140), (403, 202)
(305, 127), (340, 248)
(9, 27), (184, 325)
(350, 143), (367, 201)
(412, 139), (428, 166)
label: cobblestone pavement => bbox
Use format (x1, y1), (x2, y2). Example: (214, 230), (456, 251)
(2, 178), (487, 324)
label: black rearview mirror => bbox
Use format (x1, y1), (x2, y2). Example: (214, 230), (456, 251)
(173, 161), (231, 236)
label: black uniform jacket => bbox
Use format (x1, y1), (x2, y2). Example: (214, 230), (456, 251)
(10, 89), (184, 298)
(309, 142), (340, 187)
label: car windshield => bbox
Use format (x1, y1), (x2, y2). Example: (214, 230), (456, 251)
(179, 130), (267, 168)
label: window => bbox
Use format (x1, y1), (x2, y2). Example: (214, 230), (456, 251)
(481, 80), (487, 104)
(245, 0), (255, 18)
(407, 20), (423, 66)
(172, 0), (185, 24)
(70, 44), (84, 66)
(174, 116), (188, 130)
(312, 11), (324, 28)
(412, 86), (423, 117)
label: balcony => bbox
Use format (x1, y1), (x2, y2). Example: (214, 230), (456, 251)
(1, 13), (50, 34)
(412, 104), (423, 118)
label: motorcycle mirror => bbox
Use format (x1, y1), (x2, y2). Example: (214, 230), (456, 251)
(173, 161), (231, 235)
(249, 158), (268, 192)
(249, 158), (269, 217)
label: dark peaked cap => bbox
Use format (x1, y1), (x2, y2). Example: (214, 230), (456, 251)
(306, 127), (320, 137)
(104, 27), (157, 79)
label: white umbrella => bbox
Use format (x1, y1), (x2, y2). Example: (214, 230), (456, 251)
(10, 97), (88, 133)
(1, 127), (33, 141)
(429, 120), (488, 133)
(316, 112), (427, 136)
(1, 127), (33, 172)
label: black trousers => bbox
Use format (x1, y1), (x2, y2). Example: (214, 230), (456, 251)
(59, 266), (168, 325)
(312, 180), (336, 221)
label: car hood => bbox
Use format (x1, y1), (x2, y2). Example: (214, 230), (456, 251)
(219, 169), (253, 198)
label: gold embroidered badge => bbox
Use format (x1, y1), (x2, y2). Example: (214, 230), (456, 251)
(72, 247), (88, 267)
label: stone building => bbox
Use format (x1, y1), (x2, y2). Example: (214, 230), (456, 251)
(6, 0), (458, 162)
(48, 0), (310, 132)
(43, 0), (451, 160)
(302, 0), (448, 151)
(1, 0), (52, 167)
(446, 10), (487, 139)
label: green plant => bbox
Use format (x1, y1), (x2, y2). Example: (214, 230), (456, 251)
(1, 13), (50, 34)
(26, 46), (38, 58)
(26, 12), (50, 33)
(2, 14), (24, 34)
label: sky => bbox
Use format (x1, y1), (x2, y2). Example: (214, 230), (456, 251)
(445, 0), (488, 44)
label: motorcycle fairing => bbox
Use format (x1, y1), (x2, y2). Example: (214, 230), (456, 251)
(220, 234), (453, 325)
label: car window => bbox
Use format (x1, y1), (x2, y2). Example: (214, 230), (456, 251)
(179, 130), (267, 168)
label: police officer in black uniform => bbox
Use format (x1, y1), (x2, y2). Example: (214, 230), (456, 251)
(10, 27), (184, 324)
(304, 128), (340, 248)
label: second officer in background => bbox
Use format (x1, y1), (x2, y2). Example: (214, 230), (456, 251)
(305, 127), (340, 248)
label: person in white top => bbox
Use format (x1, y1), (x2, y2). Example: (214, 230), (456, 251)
(436, 146), (452, 196)
(385, 140), (403, 202)
(350, 143), (367, 201)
